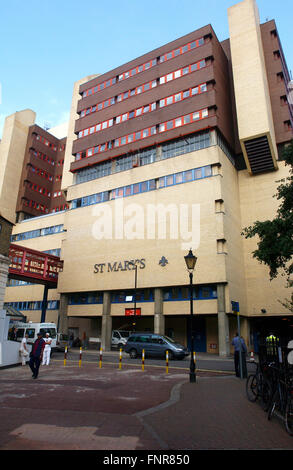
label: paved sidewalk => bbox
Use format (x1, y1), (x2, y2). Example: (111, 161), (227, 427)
(0, 359), (292, 451)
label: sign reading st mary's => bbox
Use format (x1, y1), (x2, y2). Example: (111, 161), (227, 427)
(94, 259), (146, 273)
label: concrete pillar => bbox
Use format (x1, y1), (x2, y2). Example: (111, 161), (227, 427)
(101, 291), (112, 351)
(154, 287), (165, 335)
(217, 284), (230, 356)
(58, 293), (68, 334)
(0, 254), (10, 311)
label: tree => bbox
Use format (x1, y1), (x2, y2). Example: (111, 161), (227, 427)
(242, 140), (293, 311)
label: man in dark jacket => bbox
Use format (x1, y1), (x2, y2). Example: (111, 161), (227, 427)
(29, 332), (45, 379)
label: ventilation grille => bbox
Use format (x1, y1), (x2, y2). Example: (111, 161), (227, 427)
(244, 136), (275, 174)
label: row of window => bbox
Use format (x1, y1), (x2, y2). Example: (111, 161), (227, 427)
(78, 82), (207, 140)
(79, 57), (207, 117)
(23, 199), (49, 214)
(160, 83), (207, 107)
(7, 279), (34, 286)
(76, 107), (209, 161)
(50, 204), (68, 213)
(11, 224), (64, 242)
(68, 284), (217, 305)
(29, 164), (54, 181)
(32, 150), (56, 167)
(82, 36), (205, 98)
(71, 163), (212, 209)
(80, 79), (158, 117)
(35, 134), (57, 151)
(4, 301), (60, 310)
(158, 108), (208, 133)
(75, 130), (212, 185)
(27, 182), (51, 198)
(43, 248), (61, 257)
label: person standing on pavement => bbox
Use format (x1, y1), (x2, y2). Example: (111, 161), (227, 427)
(232, 332), (247, 378)
(42, 332), (52, 366)
(29, 332), (45, 379)
(19, 333), (29, 366)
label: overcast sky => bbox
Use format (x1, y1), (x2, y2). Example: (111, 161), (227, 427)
(0, 0), (292, 138)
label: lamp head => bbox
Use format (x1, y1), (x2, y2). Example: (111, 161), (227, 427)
(184, 249), (197, 272)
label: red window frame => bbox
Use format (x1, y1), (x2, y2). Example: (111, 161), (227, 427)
(81, 36), (204, 98)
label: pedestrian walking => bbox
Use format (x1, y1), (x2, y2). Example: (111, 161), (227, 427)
(19, 333), (29, 366)
(42, 332), (52, 366)
(232, 332), (247, 378)
(29, 332), (45, 379)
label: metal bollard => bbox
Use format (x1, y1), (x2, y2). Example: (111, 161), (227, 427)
(142, 349), (145, 371)
(64, 346), (67, 366)
(99, 347), (103, 368)
(79, 347), (82, 367)
(119, 348), (122, 369)
(166, 350), (169, 374)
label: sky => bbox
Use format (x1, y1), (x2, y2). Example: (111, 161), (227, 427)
(0, 0), (292, 138)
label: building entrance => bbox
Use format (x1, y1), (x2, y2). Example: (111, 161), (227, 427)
(187, 316), (207, 352)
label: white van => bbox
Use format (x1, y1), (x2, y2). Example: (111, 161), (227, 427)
(111, 330), (131, 349)
(14, 322), (57, 352)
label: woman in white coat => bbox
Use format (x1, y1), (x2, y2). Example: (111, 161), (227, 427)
(42, 332), (52, 365)
(19, 334), (29, 365)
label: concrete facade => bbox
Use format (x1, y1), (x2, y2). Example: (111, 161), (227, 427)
(1, 0), (292, 355)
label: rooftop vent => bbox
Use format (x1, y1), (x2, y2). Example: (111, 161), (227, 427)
(244, 136), (276, 174)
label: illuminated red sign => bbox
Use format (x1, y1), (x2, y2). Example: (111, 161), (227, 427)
(125, 308), (141, 316)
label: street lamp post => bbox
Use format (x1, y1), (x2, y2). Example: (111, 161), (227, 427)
(133, 263), (138, 332)
(184, 249), (197, 383)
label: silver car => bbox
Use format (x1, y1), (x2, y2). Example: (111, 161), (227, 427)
(124, 333), (189, 360)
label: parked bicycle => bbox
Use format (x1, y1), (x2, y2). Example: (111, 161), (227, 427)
(246, 360), (274, 411)
(267, 364), (293, 436)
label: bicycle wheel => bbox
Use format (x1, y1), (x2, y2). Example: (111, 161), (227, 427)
(285, 393), (293, 436)
(246, 374), (258, 402)
(268, 389), (279, 421)
(260, 378), (273, 412)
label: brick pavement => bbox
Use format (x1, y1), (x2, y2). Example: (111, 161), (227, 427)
(0, 359), (292, 451)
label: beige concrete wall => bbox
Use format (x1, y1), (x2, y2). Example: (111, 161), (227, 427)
(0, 110), (36, 224)
(58, 146), (228, 294)
(61, 75), (100, 193)
(239, 161), (291, 317)
(219, 152), (247, 315)
(228, 0), (278, 170)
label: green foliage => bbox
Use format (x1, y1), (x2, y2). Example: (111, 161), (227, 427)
(242, 140), (293, 284)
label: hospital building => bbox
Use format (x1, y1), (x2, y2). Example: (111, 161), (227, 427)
(0, 0), (292, 355)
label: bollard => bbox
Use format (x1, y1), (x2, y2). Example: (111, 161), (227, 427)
(119, 348), (122, 369)
(142, 349), (145, 371)
(166, 350), (169, 374)
(79, 347), (82, 367)
(250, 351), (255, 362)
(99, 347), (103, 368)
(64, 346), (67, 366)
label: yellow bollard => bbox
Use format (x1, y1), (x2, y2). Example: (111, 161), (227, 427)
(99, 347), (103, 368)
(119, 348), (122, 369)
(79, 347), (82, 367)
(142, 349), (145, 371)
(64, 346), (67, 366)
(166, 350), (169, 374)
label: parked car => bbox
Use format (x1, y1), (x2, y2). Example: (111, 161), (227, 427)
(124, 333), (189, 360)
(111, 330), (131, 349)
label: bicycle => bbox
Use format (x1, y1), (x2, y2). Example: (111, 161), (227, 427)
(246, 361), (274, 411)
(267, 365), (293, 436)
